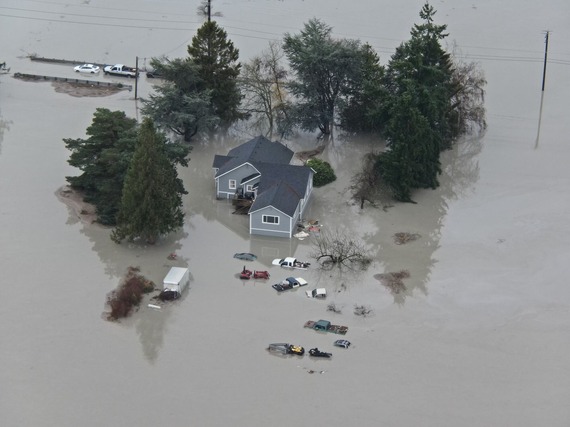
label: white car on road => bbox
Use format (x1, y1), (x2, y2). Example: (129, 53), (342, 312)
(74, 63), (100, 74)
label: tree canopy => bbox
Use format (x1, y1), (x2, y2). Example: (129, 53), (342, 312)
(283, 18), (367, 135)
(339, 43), (387, 133)
(64, 108), (189, 225)
(143, 21), (243, 138)
(377, 2), (453, 201)
(111, 118), (186, 244)
(188, 21), (244, 129)
(64, 108), (138, 225)
(142, 58), (218, 142)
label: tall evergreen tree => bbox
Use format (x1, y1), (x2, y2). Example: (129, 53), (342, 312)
(385, 2), (454, 150)
(111, 118), (185, 244)
(377, 2), (450, 201)
(339, 43), (387, 133)
(187, 21), (243, 129)
(64, 108), (138, 225)
(142, 58), (218, 142)
(283, 18), (365, 135)
(379, 83), (441, 202)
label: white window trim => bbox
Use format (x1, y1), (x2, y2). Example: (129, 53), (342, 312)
(246, 184), (253, 192)
(229, 179), (236, 190)
(262, 215), (280, 225)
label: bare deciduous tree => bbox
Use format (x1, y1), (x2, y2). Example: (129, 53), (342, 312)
(310, 228), (372, 269)
(351, 152), (392, 209)
(449, 46), (487, 135)
(239, 41), (291, 138)
(196, 0), (223, 21)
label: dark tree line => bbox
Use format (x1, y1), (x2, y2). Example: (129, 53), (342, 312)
(64, 109), (189, 243)
(142, 20), (243, 141)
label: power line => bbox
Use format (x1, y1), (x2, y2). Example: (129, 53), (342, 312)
(0, 12), (199, 31)
(1, 7), (569, 67)
(0, 6), (202, 25)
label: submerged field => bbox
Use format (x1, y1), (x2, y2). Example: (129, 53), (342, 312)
(1, 1), (569, 426)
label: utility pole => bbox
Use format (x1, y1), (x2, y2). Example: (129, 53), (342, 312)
(134, 56), (139, 100)
(541, 31), (550, 91)
(207, 0), (211, 22)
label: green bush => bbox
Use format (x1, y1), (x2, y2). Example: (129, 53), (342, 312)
(307, 158), (336, 187)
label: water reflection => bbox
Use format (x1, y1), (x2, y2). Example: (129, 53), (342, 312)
(60, 200), (190, 363)
(535, 91), (545, 149)
(377, 135), (483, 304)
(134, 284), (196, 364)
(0, 107), (13, 154)
(307, 131), (483, 305)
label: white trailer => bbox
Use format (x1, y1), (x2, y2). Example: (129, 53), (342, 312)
(163, 267), (190, 295)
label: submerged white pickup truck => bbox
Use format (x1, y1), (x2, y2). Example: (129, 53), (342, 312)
(272, 257), (310, 270)
(103, 64), (138, 78)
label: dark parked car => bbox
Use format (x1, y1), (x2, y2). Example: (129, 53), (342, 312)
(233, 252), (257, 261)
(282, 277), (308, 287)
(146, 69), (164, 78)
(309, 348), (332, 358)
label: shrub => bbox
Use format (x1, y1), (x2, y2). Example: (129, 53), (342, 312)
(306, 158), (336, 187)
(105, 267), (155, 321)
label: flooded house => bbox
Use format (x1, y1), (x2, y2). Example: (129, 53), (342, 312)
(213, 136), (313, 238)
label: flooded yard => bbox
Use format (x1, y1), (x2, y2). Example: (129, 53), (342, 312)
(1, 1), (569, 426)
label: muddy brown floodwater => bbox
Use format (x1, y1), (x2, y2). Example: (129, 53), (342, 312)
(1, 1), (569, 426)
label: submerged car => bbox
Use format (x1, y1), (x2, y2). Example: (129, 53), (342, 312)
(309, 348), (332, 358)
(267, 343), (305, 356)
(233, 252), (257, 261)
(282, 277), (308, 288)
(74, 63), (100, 74)
(272, 283), (286, 292)
(288, 345), (305, 356)
(333, 339), (351, 349)
(305, 288), (327, 299)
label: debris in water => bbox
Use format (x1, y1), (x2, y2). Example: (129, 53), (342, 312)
(393, 232), (421, 245)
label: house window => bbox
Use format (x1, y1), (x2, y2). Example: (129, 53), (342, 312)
(262, 215), (279, 225)
(246, 184), (253, 192)
(229, 179), (236, 190)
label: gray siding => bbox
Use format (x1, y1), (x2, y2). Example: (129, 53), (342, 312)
(298, 173), (313, 218)
(216, 163), (259, 199)
(250, 206), (293, 238)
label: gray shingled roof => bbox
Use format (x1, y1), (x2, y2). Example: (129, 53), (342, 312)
(213, 136), (294, 178)
(249, 181), (301, 217)
(253, 162), (311, 197)
(214, 136), (312, 217)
